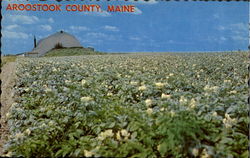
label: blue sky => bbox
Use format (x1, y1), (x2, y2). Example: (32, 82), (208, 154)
(1, 0), (249, 54)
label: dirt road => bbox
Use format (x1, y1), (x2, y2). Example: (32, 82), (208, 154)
(0, 62), (16, 155)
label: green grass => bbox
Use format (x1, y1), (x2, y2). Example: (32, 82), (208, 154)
(44, 47), (105, 57)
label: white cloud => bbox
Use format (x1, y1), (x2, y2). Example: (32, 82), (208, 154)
(133, 7), (142, 15)
(40, 25), (52, 31)
(48, 18), (54, 23)
(8, 15), (39, 24)
(231, 35), (247, 41)
(216, 23), (248, 42)
(103, 25), (119, 32)
(5, 24), (20, 30)
(213, 14), (220, 19)
(2, 30), (30, 39)
(123, 7), (142, 15)
(130, 36), (141, 41)
(83, 10), (111, 17)
(70, 26), (89, 32)
(86, 32), (108, 38)
(217, 25), (225, 31)
(220, 36), (227, 41)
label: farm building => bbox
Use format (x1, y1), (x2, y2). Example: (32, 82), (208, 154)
(32, 31), (83, 57)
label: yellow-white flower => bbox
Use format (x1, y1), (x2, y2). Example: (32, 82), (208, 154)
(160, 107), (165, 111)
(52, 68), (57, 72)
(211, 86), (219, 91)
(45, 88), (52, 93)
(107, 92), (113, 96)
(189, 98), (196, 109)
(179, 96), (187, 105)
(24, 88), (30, 92)
(84, 150), (94, 157)
(49, 120), (55, 126)
(161, 93), (171, 99)
(224, 80), (231, 83)
(170, 110), (175, 117)
(229, 90), (237, 94)
(138, 85), (147, 91)
(81, 96), (93, 102)
(15, 132), (24, 139)
(201, 148), (210, 158)
(116, 131), (121, 140)
(25, 128), (31, 136)
(192, 148), (199, 157)
(98, 129), (114, 140)
(121, 129), (130, 137)
(146, 108), (153, 115)
(157, 144), (161, 151)
(212, 111), (218, 117)
(130, 81), (138, 85)
(223, 113), (237, 128)
(155, 82), (165, 88)
(41, 123), (47, 128)
(65, 80), (71, 84)
(81, 79), (86, 86)
(169, 73), (174, 76)
(145, 99), (152, 107)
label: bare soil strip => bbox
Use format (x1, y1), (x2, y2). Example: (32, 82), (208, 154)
(0, 62), (16, 155)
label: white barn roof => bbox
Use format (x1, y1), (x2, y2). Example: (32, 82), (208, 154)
(32, 31), (82, 56)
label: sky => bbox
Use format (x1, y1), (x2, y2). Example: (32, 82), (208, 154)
(1, 0), (249, 54)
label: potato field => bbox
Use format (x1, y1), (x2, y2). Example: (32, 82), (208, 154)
(3, 52), (248, 157)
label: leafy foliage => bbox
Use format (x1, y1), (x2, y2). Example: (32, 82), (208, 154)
(3, 52), (248, 157)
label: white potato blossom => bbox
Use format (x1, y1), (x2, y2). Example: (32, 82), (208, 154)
(107, 92), (113, 96)
(204, 85), (219, 92)
(116, 131), (121, 140)
(52, 68), (57, 72)
(192, 148), (199, 157)
(81, 96), (93, 102)
(179, 96), (188, 105)
(155, 82), (165, 88)
(189, 98), (197, 109)
(223, 113), (237, 128)
(201, 148), (210, 158)
(45, 88), (52, 93)
(25, 128), (31, 136)
(224, 80), (231, 83)
(15, 132), (24, 139)
(169, 73), (174, 76)
(84, 150), (94, 157)
(145, 99), (152, 107)
(138, 85), (147, 91)
(170, 110), (175, 117)
(98, 129), (114, 140)
(212, 111), (218, 117)
(229, 90), (237, 94)
(130, 81), (138, 85)
(24, 88), (30, 92)
(146, 108), (153, 115)
(161, 93), (171, 99)
(121, 129), (130, 137)
(81, 79), (86, 86)
(65, 80), (71, 84)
